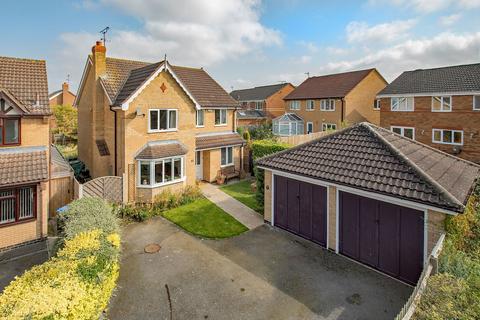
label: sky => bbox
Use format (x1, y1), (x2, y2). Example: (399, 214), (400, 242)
(2, 0), (480, 93)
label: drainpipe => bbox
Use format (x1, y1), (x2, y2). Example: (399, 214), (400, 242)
(340, 98), (345, 124)
(109, 106), (117, 176)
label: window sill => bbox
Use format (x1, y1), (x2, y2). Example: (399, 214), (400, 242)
(196, 125), (205, 128)
(148, 129), (178, 133)
(390, 110), (415, 112)
(432, 141), (463, 146)
(220, 163), (234, 168)
(320, 109), (336, 112)
(0, 217), (36, 228)
(137, 177), (186, 189)
(431, 110), (452, 112)
(214, 124), (228, 127)
(306, 109), (315, 112)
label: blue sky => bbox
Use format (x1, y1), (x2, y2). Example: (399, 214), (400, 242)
(3, 0), (480, 93)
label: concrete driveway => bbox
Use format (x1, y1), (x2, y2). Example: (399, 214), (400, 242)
(108, 218), (411, 320)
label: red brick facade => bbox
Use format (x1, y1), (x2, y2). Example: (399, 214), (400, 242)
(379, 95), (480, 163)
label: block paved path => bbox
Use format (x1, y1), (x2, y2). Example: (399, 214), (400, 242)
(200, 182), (264, 229)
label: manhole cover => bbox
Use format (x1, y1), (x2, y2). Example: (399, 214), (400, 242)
(144, 243), (161, 253)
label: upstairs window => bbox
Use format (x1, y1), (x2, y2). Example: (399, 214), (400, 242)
(306, 100), (315, 111)
(320, 99), (335, 111)
(374, 99), (381, 110)
(289, 100), (300, 110)
(474, 96), (480, 111)
(0, 118), (20, 146)
(149, 109), (177, 132)
(255, 101), (264, 110)
(215, 109), (227, 125)
(391, 97), (414, 111)
(432, 129), (463, 145)
(432, 96), (452, 112)
(196, 109), (204, 127)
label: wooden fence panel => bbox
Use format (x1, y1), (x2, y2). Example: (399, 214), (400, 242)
(277, 131), (331, 145)
(49, 176), (73, 216)
(82, 176), (123, 203)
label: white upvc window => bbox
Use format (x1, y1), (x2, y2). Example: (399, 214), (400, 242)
(221, 147), (233, 166)
(320, 99), (335, 111)
(432, 129), (463, 145)
(306, 100), (315, 111)
(374, 99), (381, 110)
(255, 101), (264, 110)
(149, 109), (178, 132)
(391, 126), (415, 140)
(322, 123), (337, 131)
(138, 156), (184, 187)
(215, 109), (227, 125)
(431, 96), (452, 112)
(391, 97), (414, 111)
(289, 100), (300, 110)
(196, 109), (204, 127)
(306, 122), (313, 134)
(474, 95), (480, 111)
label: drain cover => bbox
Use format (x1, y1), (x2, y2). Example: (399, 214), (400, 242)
(144, 243), (161, 253)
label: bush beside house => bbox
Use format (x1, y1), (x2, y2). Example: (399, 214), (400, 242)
(0, 198), (120, 320)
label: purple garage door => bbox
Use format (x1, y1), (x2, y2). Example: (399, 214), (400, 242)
(274, 176), (327, 247)
(339, 191), (424, 285)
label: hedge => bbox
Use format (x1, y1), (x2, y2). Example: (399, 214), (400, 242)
(0, 197), (120, 320)
(251, 140), (290, 208)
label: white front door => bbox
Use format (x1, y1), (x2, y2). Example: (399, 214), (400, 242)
(195, 151), (203, 180)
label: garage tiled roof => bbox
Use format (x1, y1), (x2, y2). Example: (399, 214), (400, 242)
(135, 141), (188, 160)
(51, 144), (73, 179)
(0, 56), (51, 115)
(230, 83), (292, 101)
(0, 146), (48, 186)
(257, 123), (480, 213)
(378, 63), (480, 96)
(237, 110), (266, 119)
(196, 132), (245, 150)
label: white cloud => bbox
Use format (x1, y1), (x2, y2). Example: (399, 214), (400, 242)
(440, 13), (462, 26)
(325, 46), (350, 55)
(346, 20), (417, 44)
(298, 41), (319, 53)
(368, 0), (480, 13)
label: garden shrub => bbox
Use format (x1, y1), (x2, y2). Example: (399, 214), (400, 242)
(251, 140), (290, 208)
(0, 198), (120, 319)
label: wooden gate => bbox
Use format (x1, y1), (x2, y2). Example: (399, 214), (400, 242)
(78, 176), (125, 203)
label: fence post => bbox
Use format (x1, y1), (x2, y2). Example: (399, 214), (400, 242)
(78, 183), (83, 199)
(122, 173), (128, 204)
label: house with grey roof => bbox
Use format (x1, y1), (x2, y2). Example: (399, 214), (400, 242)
(257, 122), (480, 285)
(230, 83), (295, 127)
(377, 63), (480, 163)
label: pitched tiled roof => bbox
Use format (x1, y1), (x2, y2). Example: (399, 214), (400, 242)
(257, 123), (480, 213)
(0, 147), (48, 186)
(284, 69), (377, 100)
(230, 83), (292, 101)
(196, 132), (245, 150)
(135, 141), (188, 160)
(100, 57), (238, 108)
(237, 110), (266, 119)
(0, 56), (50, 115)
(378, 63), (480, 96)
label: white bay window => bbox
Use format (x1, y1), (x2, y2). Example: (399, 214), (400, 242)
(139, 157), (184, 187)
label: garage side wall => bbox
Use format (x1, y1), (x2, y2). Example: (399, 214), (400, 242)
(427, 210), (446, 255)
(264, 170), (273, 223)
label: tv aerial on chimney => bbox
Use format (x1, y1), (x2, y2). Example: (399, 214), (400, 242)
(100, 26), (110, 45)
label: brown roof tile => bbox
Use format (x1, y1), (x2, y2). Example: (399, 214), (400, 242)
(0, 147), (48, 186)
(102, 57), (150, 100)
(0, 56), (50, 115)
(284, 69), (377, 100)
(257, 123), (480, 213)
(135, 141), (188, 160)
(196, 132), (245, 150)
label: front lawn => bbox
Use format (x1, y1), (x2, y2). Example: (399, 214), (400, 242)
(220, 179), (262, 213)
(162, 198), (248, 238)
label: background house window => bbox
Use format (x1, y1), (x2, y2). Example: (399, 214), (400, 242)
(474, 96), (480, 110)
(289, 101), (300, 110)
(391, 97), (414, 111)
(320, 99), (335, 111)
(196, 109), (204, 127)
(215, 109), (227, 125)
(0, 186), (35, 225)
(306, 122), (313, 134)
(374, 99), (381, 110)
(306, 100), (315, 110)
(149, 109), (177, 131)
(391, 126), (415, 140)
(139, 157), (184, 187)
(0, 118), (20, 145)
(432, 96), (452, 112)
(432, 129), (463, 145)
(322, 123), (336, 131)
(255, 101), (264, 110)
(221, 147), (233, 166)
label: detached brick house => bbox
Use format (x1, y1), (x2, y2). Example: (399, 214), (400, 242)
(76, 41), (244, 203)
(49, 82), (76, 106)
(377, 63), (480, 163)
(230, 83), (295, 127)
(278, 69), (387, 135)
(0, 57), (51, 250)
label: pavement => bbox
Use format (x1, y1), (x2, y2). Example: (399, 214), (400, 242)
(0, 241), (49, 293)
(200, 182), (264, 229)
(108, 217), (412, 320)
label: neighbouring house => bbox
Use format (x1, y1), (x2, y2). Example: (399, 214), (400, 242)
(49, 82), (76, 107)
(230, 83), (295, 127)
(0, 56), (52, 250)
(257, 122), (479, 285)
(75, 41), (244, 203)
(277, 69), (387, 136)
(377, 63), (480, 163)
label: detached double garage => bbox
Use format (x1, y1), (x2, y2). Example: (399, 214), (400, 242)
(273, 175), (425, 285)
